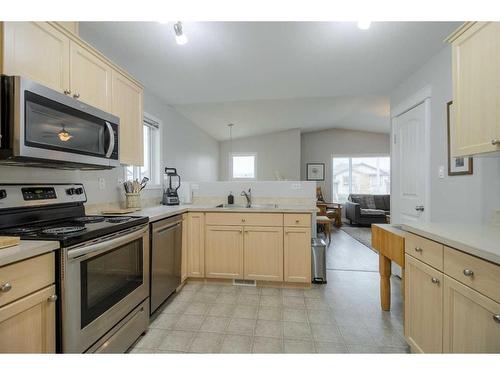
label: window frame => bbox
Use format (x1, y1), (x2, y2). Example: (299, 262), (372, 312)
(331, 153), (390, 202)
(229, 152), (257, 180)
(124, 112), (162, 190)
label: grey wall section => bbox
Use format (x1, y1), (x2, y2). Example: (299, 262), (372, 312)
(390, 46), (500, 224)
(219, 129), (301, 181)
(0, 90), (219, 205)
(145, 91), (219, 183)
(301, 128), (390, 201)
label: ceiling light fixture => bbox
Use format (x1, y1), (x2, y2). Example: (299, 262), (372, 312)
(174, 22), (188, 45)
(357, 21), (372, 30)
(58, 126), (73, 142)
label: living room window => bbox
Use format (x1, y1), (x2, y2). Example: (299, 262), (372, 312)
(332, 156), (390, 202)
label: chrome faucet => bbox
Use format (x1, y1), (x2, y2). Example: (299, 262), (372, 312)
(241, 188), (252, 208)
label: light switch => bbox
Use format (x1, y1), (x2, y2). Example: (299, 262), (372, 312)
(98, 177), (106, 190)
(438, 166), (445, 179)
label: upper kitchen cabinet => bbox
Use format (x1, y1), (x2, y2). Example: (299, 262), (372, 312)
(111, 70), (144, 166)
(1, 22), (70, 92)
(69, 41), (112, 112)
(447, 22), (500, 156)
(1, 21), (145, 166)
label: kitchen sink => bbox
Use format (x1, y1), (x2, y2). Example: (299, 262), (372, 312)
(215, 203), (279, 209)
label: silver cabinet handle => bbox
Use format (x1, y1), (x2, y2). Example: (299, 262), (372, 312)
(492, 139), (500, 146)
(431, 277), (440, 285)
(73, 92), (80, 99)
(463, 269), (474, 277)
(0, 282), (12, 292)
(63, 89), (71, 95)
(414, 247), (423, 253)
(493, 315), (500, 323)
(47, 295), (58, 302)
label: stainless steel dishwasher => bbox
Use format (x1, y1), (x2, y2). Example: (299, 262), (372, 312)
(150, 215), (183, 314)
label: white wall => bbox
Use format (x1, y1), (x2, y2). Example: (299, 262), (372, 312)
(301, 128), (390, 201)
(390, 46), (500, 224)
(0, 90), (219, 206)
(219, 129), (301, 181)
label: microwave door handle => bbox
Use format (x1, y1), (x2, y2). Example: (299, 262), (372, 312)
(105, 121), (115, 158)
(67, 226), (147, 261)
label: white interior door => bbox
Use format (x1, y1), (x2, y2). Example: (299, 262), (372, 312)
(392, 102), (428, 224)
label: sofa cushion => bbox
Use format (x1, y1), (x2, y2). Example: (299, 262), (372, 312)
(360, 208), (386, 217)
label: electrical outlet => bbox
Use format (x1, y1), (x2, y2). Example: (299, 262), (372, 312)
(98, 177), (106, 190)
(438, 166), (445, 179)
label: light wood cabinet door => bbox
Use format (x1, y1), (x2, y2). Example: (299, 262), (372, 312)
(405, 255), (443, 353)
(283, 226), (311, 283)
(111, 70), (144, 166)
(181, 216), (188, 283)
(443, 275), (500, 353)
(205, 226), (244, 279)
(2, 22), (70, 92)
(187, 213), (205, 278)
(0, 285), (56, 353)
(450, 22), (500, 156)
(244, 226), (283, 282)
(69, 41), (112, 111)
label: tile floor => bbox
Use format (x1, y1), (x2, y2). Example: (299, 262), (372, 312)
(130, 228), (409, 353)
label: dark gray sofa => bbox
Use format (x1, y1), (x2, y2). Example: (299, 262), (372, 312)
(344, 194), (390, 226)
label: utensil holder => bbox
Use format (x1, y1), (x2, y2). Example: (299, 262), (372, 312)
(125, 193), (141, 209)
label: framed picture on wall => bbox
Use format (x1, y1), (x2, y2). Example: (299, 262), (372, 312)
(447, 101), (473, 176)
(306, 163), (325, 181)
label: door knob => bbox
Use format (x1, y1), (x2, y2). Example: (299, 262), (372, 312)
(491, 139), (500, 146)
(415, 205), (425, 212)
(63, 89), (71, 95)
(47, 295), (58, 302)
(493, 315), (500, 323)
(73, 93), (80, 99)
(431, 277), (440, 285)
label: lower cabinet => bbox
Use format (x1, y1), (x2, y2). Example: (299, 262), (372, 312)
(205, 226), (244, 279)
(244, 226), (283, 282)
(284, 226), (311, 283)
(0, 285), (56, 353)
(405, 254), (443, 353)
(187, 213), (205, 278)
(443, 275), (500, 353)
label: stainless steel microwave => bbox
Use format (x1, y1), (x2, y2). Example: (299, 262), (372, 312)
(0, 76), (119, 169)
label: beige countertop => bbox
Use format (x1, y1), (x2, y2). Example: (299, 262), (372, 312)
(130, 204), (316, 223)
(0, 240), (59, 267)
(402, 222), (500, 265)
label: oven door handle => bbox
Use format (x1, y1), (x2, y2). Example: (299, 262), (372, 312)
(105, 121), (115, 159)
(67, 226), (147, 261)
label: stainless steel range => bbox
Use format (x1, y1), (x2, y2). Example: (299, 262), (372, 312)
(0, 184), (150, 353)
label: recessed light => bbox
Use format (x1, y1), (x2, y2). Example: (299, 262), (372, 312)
(174, 22), (188, 45)
(357, 21), (372, 30)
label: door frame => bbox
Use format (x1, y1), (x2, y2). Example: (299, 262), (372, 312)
(390, 85), (432, 224)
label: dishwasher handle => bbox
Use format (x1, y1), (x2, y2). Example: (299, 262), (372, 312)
(155, 221), (181, 235)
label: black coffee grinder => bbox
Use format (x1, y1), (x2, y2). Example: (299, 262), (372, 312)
(162, 167), (181, 205)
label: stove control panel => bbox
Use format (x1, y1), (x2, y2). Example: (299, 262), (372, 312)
(22, 187), (57, 201)
(0, 184), (87, 209)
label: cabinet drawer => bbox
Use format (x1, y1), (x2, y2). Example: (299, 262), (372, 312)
(284, 213), (311, 227)
(444, 246), (500, 303)
(0, 253), (55, 308)
(405, 232), (444, 271)
(205, 212), (283, 227)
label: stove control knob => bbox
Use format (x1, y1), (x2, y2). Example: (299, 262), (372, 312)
(0, 190), (6, 199)
(75, 187), (84, 195)
(66, 188), (76, 196)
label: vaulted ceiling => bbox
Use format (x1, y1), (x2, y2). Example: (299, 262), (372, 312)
(80, 21), (460, 140)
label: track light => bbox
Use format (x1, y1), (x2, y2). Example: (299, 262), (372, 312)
(174, 22), (188, 45)
(357, 21), (372, 30)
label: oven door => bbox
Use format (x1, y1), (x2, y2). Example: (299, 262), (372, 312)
(13, 76), (119, 167)
(62, 225), (149, 353)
